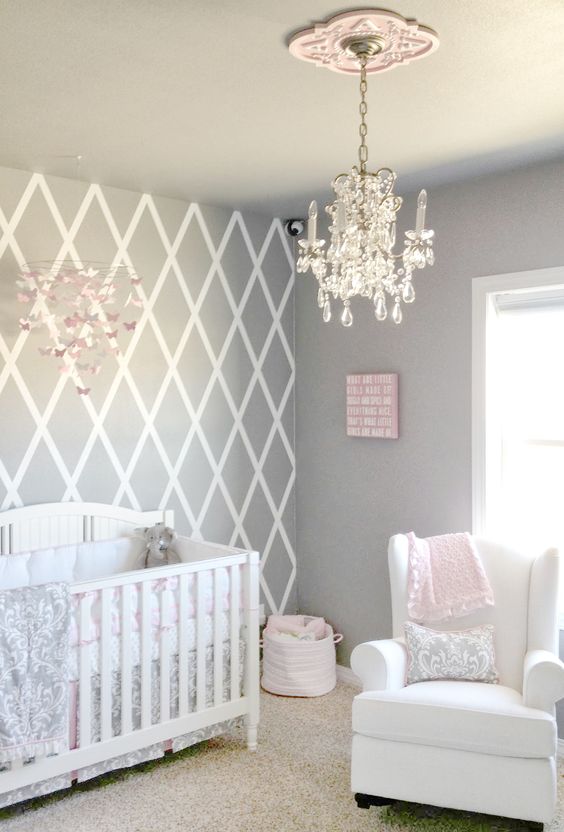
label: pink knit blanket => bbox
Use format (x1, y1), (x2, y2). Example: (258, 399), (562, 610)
(407, 532), (494, 622)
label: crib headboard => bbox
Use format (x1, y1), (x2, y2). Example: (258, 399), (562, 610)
(0, 502), (174, 554)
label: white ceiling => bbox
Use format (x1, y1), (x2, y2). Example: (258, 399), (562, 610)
(0, 0), (563, 217)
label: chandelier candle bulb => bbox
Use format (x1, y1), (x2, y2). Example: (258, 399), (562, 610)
(308, 201), (317, 244)
(415, 189), (427, 235)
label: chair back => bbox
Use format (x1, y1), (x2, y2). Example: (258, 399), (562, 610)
(388, 534), (560, 691)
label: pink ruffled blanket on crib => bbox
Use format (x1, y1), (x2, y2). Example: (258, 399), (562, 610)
(407, 531), (494, 622)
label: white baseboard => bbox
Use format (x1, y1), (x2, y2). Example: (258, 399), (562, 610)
(336, 664), (361, 687)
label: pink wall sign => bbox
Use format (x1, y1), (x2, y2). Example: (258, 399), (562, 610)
(346, 373), (399, 439)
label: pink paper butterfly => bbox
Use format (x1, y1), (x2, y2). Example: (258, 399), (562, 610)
(76, 387), (91, 396)
(19, 319), (31, 331)
(106, 329), (118, 339)
(54, 348), (66, 358)
(38, 346), (52, 356)
(123, 321), (137, 331)
(130, 277), (142, 285)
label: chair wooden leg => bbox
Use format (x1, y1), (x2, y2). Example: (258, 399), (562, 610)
(354, 793), (395, 810)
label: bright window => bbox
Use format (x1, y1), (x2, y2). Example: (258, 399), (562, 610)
(473, 268), (564, 613)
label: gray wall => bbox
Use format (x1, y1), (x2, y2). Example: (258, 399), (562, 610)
(0, 167), (296, 615)
(295, 158), (564, 709)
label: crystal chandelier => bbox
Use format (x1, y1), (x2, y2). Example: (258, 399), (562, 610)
(290, 9), (439, 326)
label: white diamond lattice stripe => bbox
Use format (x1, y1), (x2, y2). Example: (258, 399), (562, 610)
(0, 173), (296, 614)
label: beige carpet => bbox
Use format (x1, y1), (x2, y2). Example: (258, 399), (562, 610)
(1, 683), (563, 832)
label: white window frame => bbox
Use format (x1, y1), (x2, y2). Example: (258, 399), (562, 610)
(472, 265), (564, 537)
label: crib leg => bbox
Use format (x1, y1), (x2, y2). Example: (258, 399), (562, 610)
(247, 723), (258, 751)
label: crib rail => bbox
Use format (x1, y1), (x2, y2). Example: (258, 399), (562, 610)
(0, 502), (172, 554)
(0, 549), (260, 796)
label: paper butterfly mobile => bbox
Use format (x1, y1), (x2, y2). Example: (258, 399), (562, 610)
(17, 261), (143, 394)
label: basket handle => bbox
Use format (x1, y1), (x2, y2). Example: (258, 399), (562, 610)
(260, 633), (344, 645)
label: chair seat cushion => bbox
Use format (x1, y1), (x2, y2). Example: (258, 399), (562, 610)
(352, 681), (556, 758)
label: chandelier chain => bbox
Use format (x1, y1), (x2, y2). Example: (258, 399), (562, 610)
(358, 56), (368, 174)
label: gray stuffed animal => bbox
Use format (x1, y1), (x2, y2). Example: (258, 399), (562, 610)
(135, 522), (181, 569)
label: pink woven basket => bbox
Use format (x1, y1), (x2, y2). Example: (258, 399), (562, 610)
(261, 618), (342, 697)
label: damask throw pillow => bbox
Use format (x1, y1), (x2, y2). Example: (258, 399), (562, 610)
(404, 620), (499, 685)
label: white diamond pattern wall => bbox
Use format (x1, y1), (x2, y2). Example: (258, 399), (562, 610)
(0, 171), (296, 614)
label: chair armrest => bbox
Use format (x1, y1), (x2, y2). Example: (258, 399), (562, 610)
(523, 649), (564, 712)
(350, 638), (407, 692)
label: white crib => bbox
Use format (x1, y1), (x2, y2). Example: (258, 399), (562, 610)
(0, 502), (260, 807)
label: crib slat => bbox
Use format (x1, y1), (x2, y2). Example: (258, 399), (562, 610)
(178, 573), (189, 716)
(213, 569), (223, 706)
(79, 594), (92, 748)
(121, 584), (132, 735)
(141, 580), (152, 730)
(230, 565), (240, 701)
(159, 585), (171, 723)
(100, 588), (112, 741)
(48, 516), (56, 547)
(196, 571), (206, 711)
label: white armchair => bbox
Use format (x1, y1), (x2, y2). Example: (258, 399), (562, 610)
(350, 535), (564, 830)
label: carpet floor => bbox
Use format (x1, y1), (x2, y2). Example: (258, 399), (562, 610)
(1, 682), (563, 832)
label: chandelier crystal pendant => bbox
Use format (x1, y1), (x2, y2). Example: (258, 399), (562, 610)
(290, 9), (439, 326)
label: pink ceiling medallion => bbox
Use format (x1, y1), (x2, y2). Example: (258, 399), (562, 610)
(17, 261), (143, 394)
(288, 8), (439, 75)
